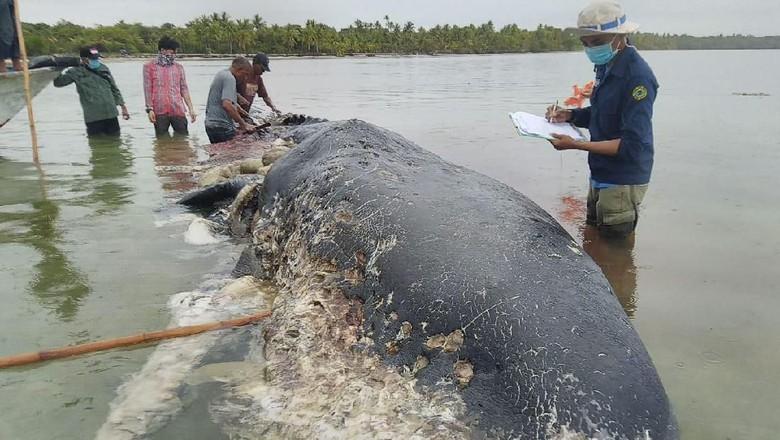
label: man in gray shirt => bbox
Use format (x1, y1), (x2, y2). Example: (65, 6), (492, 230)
(205, 57), (256, 144)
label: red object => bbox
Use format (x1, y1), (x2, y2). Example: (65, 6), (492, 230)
(558, 195), (587, 227)
(563, 81), (595, 108)
(206, 133), (271, 164)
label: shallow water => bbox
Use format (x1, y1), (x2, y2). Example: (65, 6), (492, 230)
(1, 51), (779, 439)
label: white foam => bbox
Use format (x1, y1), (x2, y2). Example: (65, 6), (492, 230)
(95, 278), (273, 440)
(95, 290), (228, 440)
(183, 218), (222, 245)
(153, 213), (198, 228)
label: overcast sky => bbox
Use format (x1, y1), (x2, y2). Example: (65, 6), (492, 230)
(19, 0), (779, 37)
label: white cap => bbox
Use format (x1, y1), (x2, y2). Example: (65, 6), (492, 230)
(565, 1), (640, 36)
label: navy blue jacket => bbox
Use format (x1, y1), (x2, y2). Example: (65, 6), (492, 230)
(571, 46), (658, 185)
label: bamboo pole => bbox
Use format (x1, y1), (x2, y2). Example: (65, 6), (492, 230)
(0, 310), (271, 369)
(12, 0), (39, 163)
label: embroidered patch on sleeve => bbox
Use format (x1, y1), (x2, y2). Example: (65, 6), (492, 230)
(632, 85), (648, 101)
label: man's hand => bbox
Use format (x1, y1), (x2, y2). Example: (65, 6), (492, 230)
(147, 110), (156, 123)
(549, 134), (581, 151)
(237, 94), (250, 109)
(545, 106), (572, 123)
(121, 106), (130, 121)
(239, 123), (257, 134)
(272, 107), (282, 115)
(190, 112), (198, 123)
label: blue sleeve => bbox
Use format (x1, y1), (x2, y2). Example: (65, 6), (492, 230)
(570, 107), (591, 128)
(618, 76), (657, 160)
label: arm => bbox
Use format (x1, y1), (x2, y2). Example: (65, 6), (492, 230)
(105, 68), (130, 119)
(143, 64), (155, 123)
(551, 137), (621, 156)
(178, 65), (197, 122)
(53, 68), (76, 87)
(222, 99), (252, 131)
(615, 78), (657, 162)
(236, 102), (251, 118)
(545, 105), (589, 128)
(261, 95), (278, 113)
(257, 77), (279, 113)
(569, 107), (591, 129)
(220, 74), (252, 131)
(105, 68), (125, 106)
(142, 64), (153, 110)
(237, 94), (251, 112)
(551, 77), (656, 156)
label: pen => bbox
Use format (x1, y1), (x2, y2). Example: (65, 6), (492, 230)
(550, 100), (558, 123)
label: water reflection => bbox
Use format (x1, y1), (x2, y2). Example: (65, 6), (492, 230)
(86, 135), (134, 213)
(557, 194), (639, 317)
(581, 225), (638, 316)
(153, 134), (197, 193)
(0, 158), (91, 321)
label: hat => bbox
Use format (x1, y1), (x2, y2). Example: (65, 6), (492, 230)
(79, 47), (100, 59)
(565, 1), (640, 37)
(253, 53), (270, 72)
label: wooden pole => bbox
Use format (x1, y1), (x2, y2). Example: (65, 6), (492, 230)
(0, 310), (271, 369)
(12, 0), (39, 163)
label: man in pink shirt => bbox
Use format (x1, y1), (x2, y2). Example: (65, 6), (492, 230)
(143, 36), (197, 136)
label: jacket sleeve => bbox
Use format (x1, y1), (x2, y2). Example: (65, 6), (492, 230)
(105, 68), (125, 106)
(570, 107), (591, 128)
(617, 76), (657, 160)
(53, 68), (76, 87)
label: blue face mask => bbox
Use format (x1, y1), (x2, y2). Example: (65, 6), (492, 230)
(87, 59), (101, 70)
(585, 40), (618, 66)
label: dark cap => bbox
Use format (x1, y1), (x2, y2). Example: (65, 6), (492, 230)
(79, 47), (100, 59)
(253, 53), (270, 72)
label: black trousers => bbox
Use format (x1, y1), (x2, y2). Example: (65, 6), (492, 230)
(86, 118), (120, 136)
(154, 115), (188, 136)
(205, 125), (236, 144)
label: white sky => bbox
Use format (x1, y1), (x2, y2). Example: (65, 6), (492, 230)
(18, 0), (780, 37)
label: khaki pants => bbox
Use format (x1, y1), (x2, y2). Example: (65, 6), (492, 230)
(587, 184), (648, 237)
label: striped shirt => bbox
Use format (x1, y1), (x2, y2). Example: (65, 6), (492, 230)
(143, 61), (190, 117)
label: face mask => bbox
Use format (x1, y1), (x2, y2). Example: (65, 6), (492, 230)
(157, 53), (175, 66)
(584, 38), (618, 66)
(87, 59), (101, 70)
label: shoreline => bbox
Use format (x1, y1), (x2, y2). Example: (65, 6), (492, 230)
(64, 47), (780, 62)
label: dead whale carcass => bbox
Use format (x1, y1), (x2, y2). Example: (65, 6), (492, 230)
(183, 119), (678, 439)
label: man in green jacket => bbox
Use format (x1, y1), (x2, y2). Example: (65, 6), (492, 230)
(54, 47), (130, 136)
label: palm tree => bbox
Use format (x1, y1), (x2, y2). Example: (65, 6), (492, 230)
(235, 19), (254, 54)
(285, 26), (302, 53)
(303, 20), (319, 53)
(252, 14), (266, 30)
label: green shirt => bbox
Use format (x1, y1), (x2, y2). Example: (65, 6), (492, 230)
(54, 64), (125, 123)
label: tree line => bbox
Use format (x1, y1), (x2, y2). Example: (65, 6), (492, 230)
(21, 13), (780, 57)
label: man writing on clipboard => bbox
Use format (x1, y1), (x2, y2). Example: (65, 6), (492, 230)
(547, 1), (658, 238)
